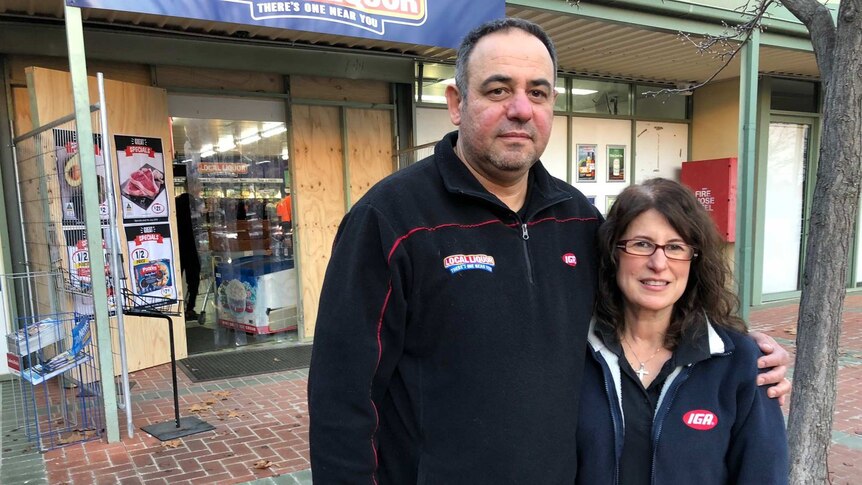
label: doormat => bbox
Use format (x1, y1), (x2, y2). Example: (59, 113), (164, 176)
(177, 345), (313, 383)
(185, 326), (217, 355)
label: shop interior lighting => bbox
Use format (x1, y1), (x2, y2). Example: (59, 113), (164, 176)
(420, 95), (448, 104)
(261, 123), (287, 138)
(571, 88), (599, 95)
(281, 148), (289, 160)
(216, 135), (236, 152)
(200, 144), (215, 158)
(258, 159), (272, 164)
(180, 159), (193, 164)
(238, 133), (262, 145)
(200, 150), (216, 158)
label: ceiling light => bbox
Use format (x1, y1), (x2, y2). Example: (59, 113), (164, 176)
(200, 150), (216, 158)
(571, 88), (599, 96)
(238, 133), (261, 145)
(262, 124), (287, 138)
(420, 95), (447, 103)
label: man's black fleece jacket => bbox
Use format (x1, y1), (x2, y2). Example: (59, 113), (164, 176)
(308, 131), (603, 484)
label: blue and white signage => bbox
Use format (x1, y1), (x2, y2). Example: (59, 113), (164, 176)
(66, 0), (504, 48)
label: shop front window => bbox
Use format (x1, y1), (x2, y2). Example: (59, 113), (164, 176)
(571, 79), (631, 115)
(635, 84), (689, 120)
(417, 62), (454, 105)
(172, 112), (298, 354)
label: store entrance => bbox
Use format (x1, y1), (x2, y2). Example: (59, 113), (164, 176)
(171, 104), (298, 354)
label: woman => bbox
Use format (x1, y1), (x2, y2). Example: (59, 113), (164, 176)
(576, 178), (788, 484)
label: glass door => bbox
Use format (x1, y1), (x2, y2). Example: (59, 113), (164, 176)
(761, 121), (812, 298)
(170, 94), (299, 354)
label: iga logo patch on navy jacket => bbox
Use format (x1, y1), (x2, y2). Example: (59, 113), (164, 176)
(308, 131), (602, 484)
(577, 320), (789, 485)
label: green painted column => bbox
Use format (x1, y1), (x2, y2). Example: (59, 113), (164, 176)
(736, 29), (760, 323)
(63, 5), (120, 443)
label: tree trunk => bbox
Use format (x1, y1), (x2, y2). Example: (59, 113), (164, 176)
(786, 1), (862, 483)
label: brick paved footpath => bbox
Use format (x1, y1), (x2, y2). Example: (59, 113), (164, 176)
(2, 294), (861, 484)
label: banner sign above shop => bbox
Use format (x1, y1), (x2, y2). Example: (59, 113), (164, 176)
(66, 0), (504, 48)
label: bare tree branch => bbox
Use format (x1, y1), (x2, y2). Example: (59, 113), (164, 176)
(642, 0), (776, 97)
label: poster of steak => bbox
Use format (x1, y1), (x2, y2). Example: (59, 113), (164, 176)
(125, 223), (176, 301)
(53, 129), (108, 225)
(115, 135), (169, 223)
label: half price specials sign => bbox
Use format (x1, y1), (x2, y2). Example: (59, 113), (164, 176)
(125, 223), (177, 300)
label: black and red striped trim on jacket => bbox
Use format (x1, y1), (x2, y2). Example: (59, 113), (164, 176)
(309, 131), (602, 484)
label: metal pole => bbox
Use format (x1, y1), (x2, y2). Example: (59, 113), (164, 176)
(64, 4), (120, 443)
(735, 29), (761, 323)
(96, 73), (134, 438)
(9, 142), (37, 320)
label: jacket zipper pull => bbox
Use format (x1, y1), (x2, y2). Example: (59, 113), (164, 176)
(521, 223), (529, 240)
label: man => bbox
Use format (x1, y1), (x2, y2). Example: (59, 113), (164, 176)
(176, 190), (200, 321)
(308, 18), (789, 484)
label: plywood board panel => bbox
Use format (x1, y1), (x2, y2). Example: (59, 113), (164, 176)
(155, 65), (283, 93)
(12, 86), (32, 136)
(291, 75), (390, 104)
(291, 105), (344, 337)
(27, 67), (185, 371)
(8, 55), (151, 87)
(346, 108), (393, 206)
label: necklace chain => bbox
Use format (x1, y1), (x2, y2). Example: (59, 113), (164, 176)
(622, 336), (663, 381)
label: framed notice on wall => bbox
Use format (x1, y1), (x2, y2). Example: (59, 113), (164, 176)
(606, 195), (617, 214)
(606, 145), (626, 182)
(576, 144), (597, 182)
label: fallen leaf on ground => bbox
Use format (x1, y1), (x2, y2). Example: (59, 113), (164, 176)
(273, 357), (281, 362)
(204, 398), (217, 405)
(784, 326), (797, 335)
(161, 439), (182, 449)
(228, 411), (242, 418)
(253, 459), (274, 469)
(188, 403), (212, 414)
(212, 391), (232, 400)
(57, 429), (97, 445)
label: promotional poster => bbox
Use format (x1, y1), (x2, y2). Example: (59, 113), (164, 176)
(63, 230), (117, 315)
(53, 129), (108, 225)
(115, 135), (169, 224)
(125, 223), (177, 300)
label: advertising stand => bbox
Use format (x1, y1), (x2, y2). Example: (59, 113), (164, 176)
(121, 290), (214, 440)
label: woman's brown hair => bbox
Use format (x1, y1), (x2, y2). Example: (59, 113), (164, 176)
(595, 178), (746, 348)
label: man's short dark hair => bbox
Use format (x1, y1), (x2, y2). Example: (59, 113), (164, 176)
(454, 18), (558, 100)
